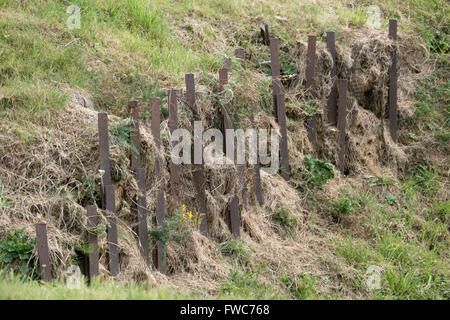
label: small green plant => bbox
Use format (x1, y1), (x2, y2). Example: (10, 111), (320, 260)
(301, 155), (335, 188)
(219, 238), (252, 266)
(332, 197), (360, 216)
(109, 119), (139, 156)
(280, 54), (296, 76)
(75, 171), (102, 204)
(148, 210), (191, 267)
(220, 264), (280, 299)
(280, 273), (317, 299)
(273, 204), (298, 238)
(405, 163), (440, 196)
(0, 177), (12, 209)
(0, 229), (37, 277)
(385, 194), (397, 205)
(428, 200), (449, 224)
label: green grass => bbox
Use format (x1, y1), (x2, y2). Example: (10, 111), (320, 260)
(332, 171), (449, 299)
(0, 271), (192, 300)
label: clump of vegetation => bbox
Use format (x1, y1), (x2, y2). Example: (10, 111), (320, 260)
(273, 204), (299, 238)
(128, 71), (167, 119)
(74, 171), (102, 205)
(0, 229), (37, 277)
(332, 197), (361, 216)
(109, 119), (138, 156)
(220, 264), (281, 299)
(300, 155), (335, 188)
(219, 238), (252, 266)
(279, 273), (317, 299)
(404, 163), (440, 196)
(179, 204), (205, 230)
(148, 209), (191, 267)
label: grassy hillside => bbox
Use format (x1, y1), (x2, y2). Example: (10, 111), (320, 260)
(0, 0), (448, 299)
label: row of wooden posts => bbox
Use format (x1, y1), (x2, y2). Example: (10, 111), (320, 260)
(34, 20), (398, 282)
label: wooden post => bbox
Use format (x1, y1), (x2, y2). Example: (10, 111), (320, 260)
(218, 68), (240, 238)
(151, 97), (166, 274)
(185, 74), (209, 236)
(86, 205), (99, 281)
(105, 185), (119, 276)
(129, 100), (142, 170)
(326, 31), (338, 126)
(306, 35), (317, 154)
(168, 89), (181, 215)
(276, 94), (290, 181)
(35, 223), (51, 282)
(250, 111), (264, 206)
(269, 38), (281, 120)
(135, 168), (149, 265)
(98, 112), (112, 208)
(337, 80), (348, 173)
(234, 48), (245, 69)
(388, 19), (398, 142)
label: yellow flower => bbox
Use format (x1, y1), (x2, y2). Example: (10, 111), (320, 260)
(182, 213), (186, 220)
(181, 204), (186, 212)
(188, 211), (193, 219)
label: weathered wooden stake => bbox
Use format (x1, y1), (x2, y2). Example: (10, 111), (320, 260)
(168, 89), (181, 215)
(259, 22), (270, 45)
(35, 222), (51, 282)
(98, 112), (112, 207)
(105, 184), (119, 276)
(388, 19), (398, 142)
(129, 100), (142, 170)
(338, 79), (348, 174)
(269, 38), (281, 120)
(306, 35), (317, 154)
(151, 97), (166, 274)
(219, 68), (233, 156)
(276, 94), (290, 181)
(250, 111), (264, 206)
(223, 58), (232, 71)
(185, 73), (208, 236)
(135, 168), (149, 265)
(218, 67), (241, 237)
(326, 31), (338, 126)
(86, 205), (99, 281)
(234, 48), (245, 68)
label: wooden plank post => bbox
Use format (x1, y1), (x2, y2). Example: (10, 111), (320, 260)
(234, 48), (248, 210)
(388, 19), (398, 142)
(135, 168), (149, 265)
(105, 184), (119, 276)
(168, 89), (181, 216)
(234, 48), (245, 68)
(219, 67), (241, 238)
(97, 112), (112, 207)
(129, 100), (142, 170)
(326, 31), (338, 126)
(306, 35), (317, 154)
(97, 112), (119, 276)
(337, 80), (348, 174)
(86, 205), (99, 281)
(151, 97), (166, 274)
(185, 74), (209, 236)
(259, 22), (270, 45)
(269, 38), (281, 120)
(35, 222), (51, 282)
(276, 93), (290, 181)
(250, 111), (264, 206)
(223, 58), (232, 71)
